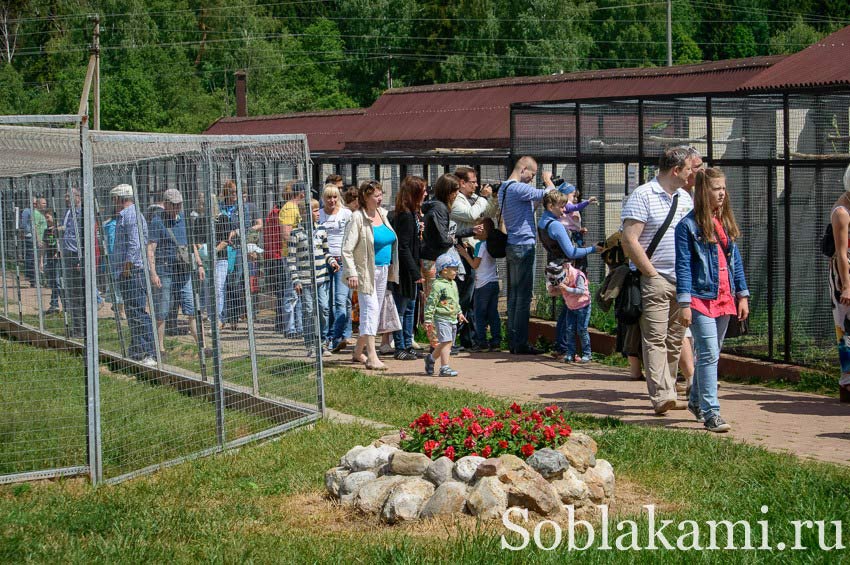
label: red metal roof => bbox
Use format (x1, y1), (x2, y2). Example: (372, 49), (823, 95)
(203, 56), (786, 151)
(346, 56), (783, 150)
(204, 109), (364, 151)
(739, 26), (850, 91)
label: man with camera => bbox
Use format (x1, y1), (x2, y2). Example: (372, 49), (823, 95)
(450, 166), (498, 350)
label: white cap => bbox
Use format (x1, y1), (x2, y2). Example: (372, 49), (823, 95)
(110, 184), (134, 198)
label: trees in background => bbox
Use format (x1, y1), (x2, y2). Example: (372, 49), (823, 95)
(0, 0), (845, 132)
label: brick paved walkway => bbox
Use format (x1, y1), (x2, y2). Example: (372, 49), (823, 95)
(348, 351), (850, 467)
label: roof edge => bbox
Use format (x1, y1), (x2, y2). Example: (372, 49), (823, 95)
(213, 108), (366, 123)
(384, 55), (786, 95)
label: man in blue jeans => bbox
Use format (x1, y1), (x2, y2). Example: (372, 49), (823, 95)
(499, 156), (556, 355)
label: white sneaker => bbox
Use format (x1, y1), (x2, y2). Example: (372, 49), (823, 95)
(322, 347), (333, 358)
(410, 341), (424, 351)
(141, 356), (158, 368)
(378, 343), (394, 355)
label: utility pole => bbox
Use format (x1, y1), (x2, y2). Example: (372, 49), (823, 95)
(386, 53), (393, 90)
(91, 15), (100, 129)
(666, 0), (672, 67)
(77, 14), (101, 126)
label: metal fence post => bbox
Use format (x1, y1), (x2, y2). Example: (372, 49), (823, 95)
(234, 157), (260, 396)
(304, 147), (325, 418)
(27, 178), (45, 331)
(782, 94), (792, 363)
(0, 186), (8, 316)
(130, 168), (162, 367)
(204, 146), (226, 446)
(12, 179), (23, 323)
(80, 121), (103, 485)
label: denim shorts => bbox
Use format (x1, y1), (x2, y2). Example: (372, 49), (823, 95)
(155, 273), (195, 319)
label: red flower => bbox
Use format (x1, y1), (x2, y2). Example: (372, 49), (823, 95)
(481, 445), (493, 458)
(464, 436), (477, 449)
(543, 426), (556, 441)
(470, 452), (479, 457)
(510, 402), (523, 414)
(544, 405), (558, 416)
(423, 439), (440, 458)
(559, 427), (571, 437)
(530, 411), (543, 424)
(469, 422), (484, 436)
(521, 444), (535, 457)
(451, 417), (463, 426)
(510, 423), (521, 436)
(444, 446), (456, 461)
(492, 421), (505, 431)
(416, 412), (436, 427)
(479, 406), (496, 418)
(498, 440), (509, 449)
(461, 407), (475, 420)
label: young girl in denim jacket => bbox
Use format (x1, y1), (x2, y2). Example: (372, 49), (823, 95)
(675, 167), (749, 433)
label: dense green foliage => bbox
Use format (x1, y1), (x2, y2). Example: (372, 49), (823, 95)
(1, 0), (848, 132)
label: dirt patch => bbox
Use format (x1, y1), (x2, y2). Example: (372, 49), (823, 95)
(251, 477), (680, 539)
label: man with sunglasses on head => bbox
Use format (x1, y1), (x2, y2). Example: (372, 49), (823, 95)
(500, 156), (558, 355)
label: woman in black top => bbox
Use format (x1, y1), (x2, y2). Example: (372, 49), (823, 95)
(390, 176), (426, 360)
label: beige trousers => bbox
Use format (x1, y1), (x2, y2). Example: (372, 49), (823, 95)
(639, 274), (686, 409)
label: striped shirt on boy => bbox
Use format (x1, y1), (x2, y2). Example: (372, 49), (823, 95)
(287, 223), (333, 286)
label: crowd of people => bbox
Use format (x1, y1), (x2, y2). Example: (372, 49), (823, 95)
(27, 148), (826, 433)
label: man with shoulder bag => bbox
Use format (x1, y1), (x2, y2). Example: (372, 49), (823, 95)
(621, 147), (695, 415)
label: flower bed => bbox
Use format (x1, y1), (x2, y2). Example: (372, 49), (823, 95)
(400, 403), (572, 461)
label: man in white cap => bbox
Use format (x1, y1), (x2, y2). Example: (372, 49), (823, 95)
(147, 188), (204, 352)
(111, 183), (157, 366)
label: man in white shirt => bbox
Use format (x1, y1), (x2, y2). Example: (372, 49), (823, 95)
(621, 147), (694, 414)
(450, 166), (496, 349)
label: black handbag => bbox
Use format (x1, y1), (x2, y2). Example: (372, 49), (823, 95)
(614, 193), (679, 325)
(487, 181), (516, 259)
(718, 231), (749, 338)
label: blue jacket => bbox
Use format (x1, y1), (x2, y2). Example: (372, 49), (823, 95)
(674, 211), (749, 306)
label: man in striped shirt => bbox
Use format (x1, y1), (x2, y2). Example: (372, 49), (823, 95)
(621, 147), (694, 415)
(288, 199), (338, 357)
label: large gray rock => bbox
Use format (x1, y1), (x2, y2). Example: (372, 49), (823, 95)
(584, 459), (615, 499)
(390, 451), (432, 476)
(526, 448), (570, 479)
(453, 456), (486, 483)
(557, 438), (596, 473)
(467, 476), (508, 520)
(420, 481), (468, 519)
(424, 457), (454, 486)
(551, 477), (590, 506)
(507, 473), (563, 516)
(381, 478), (435, 524)
(569, 432), (598, 455)
(355, 475), (407, 514)
(325, 466), (350, 498)
(372, 432), (402, 449)
(350, 444), (398, 472)
(340, 445), (368, 468)
(340, 470), (377, 497)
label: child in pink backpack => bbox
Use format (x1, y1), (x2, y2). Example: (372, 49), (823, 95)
(545, 261), (592, 363)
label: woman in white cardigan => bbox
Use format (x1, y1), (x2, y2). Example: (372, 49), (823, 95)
(341, 180), (399, 370)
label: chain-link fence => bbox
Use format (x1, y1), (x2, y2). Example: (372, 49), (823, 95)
(0, 115), (322, 485)
(512, 93), (850, 369)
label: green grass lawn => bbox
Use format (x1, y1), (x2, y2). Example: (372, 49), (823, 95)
(2, 364), (850, 562)
(0, 340), (282, 480)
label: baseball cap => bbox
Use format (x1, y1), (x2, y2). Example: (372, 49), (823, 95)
(556, 181), (576, 196)
(163, 189), (183, 204)
(435, 253), (461, 273)
(110, 184), (134, 198)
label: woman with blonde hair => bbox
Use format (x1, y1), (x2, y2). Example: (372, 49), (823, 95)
(320, 183), (353, 352)
(341, 180), (399, 370)
(675, 167), (749, 432)
(828, 164), (850, 402)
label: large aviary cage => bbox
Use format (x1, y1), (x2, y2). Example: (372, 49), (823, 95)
(0, 115), (323, 485)
(511, 93), (850, 368)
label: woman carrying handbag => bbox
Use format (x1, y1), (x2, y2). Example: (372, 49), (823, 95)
(674, 167), (749, 433)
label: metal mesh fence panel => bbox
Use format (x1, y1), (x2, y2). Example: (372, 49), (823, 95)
(0, 119), (320, 485)
(0, 118), (90, 483)
(511, 92), (850, 368)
